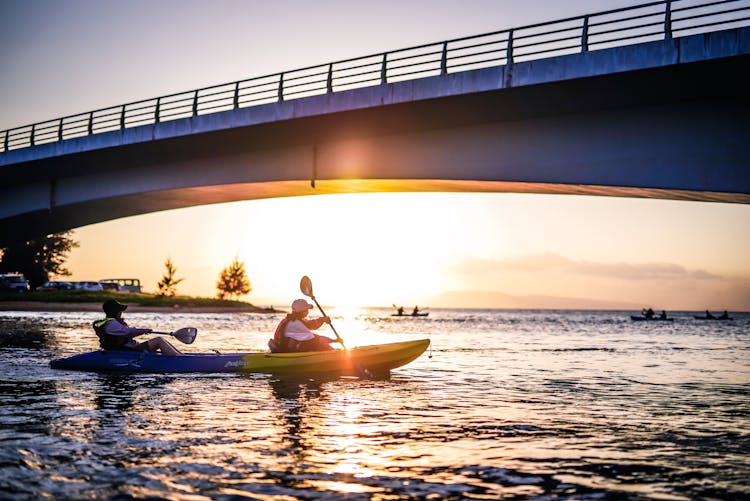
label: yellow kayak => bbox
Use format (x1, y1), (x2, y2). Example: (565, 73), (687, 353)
(50, 339), (431, 376)
(231, 339), (431, 376)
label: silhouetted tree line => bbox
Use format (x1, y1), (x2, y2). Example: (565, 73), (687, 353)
(1, 231), (253, 300)
(0, 232), (79, 289)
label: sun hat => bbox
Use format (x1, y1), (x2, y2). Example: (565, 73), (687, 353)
(103, 299), (127, 315)
(291, 298), (314, 313)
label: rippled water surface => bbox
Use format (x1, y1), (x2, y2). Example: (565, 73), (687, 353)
(1, 308), (749, 500)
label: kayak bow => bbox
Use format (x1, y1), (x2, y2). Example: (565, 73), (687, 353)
(50, 339), (430, 376)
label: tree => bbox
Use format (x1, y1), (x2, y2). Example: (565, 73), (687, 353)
(157, 257), (184, 296)
(216, 256), (252, 300)
(0, 232), (79, 289)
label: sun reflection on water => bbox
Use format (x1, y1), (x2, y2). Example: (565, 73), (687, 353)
(324, 306), (376, 348)
(308, 480), (380, 494)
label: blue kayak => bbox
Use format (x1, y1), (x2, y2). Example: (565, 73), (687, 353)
(49, 339), (430, 375)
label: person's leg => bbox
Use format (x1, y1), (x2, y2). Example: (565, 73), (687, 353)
(315, 336), (334, 351)
(292, 339), (315, 352)
(146, 337), (183, 355)
(297, 337), (333, 352)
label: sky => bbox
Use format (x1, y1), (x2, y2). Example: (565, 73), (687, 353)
(1, 0), (749, 311)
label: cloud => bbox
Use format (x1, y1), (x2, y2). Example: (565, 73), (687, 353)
(448, 254), (749, 311)
(430, 289), (642, 310)
(454, 253), (723, 281)
(455, 253), (571, 273)
(567, 261), (721, 281)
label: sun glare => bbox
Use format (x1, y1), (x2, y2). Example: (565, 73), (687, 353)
(65, 190), (750, 310)
(234, 192), (462, 307)
(323, 306), (372, 347)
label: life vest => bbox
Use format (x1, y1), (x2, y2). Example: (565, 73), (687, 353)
(269, 316), (333, 353)
(268, 316), (291, 353)
(93, 317), (134, 350)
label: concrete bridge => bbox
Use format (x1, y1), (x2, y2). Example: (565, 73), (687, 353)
(1, 1), (749, 245)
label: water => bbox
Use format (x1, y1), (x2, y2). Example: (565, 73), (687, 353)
(1, 308), (748, 500)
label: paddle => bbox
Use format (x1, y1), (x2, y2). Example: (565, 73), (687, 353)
(300, 276), (373, 378)
(300, 276), (346, 350)
(152, 327), (197, 344)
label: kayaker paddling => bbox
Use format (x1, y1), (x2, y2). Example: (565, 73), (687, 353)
(269, 299), (335, 353)
(93, 299), (183, 355)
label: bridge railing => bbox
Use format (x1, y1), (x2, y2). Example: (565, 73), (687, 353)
(2, 0), (749, 154)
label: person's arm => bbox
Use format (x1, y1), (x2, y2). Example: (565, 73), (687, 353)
(104, 321), (152, 337)
(302, 316), (329, 330)
(303, 318), (335, 344)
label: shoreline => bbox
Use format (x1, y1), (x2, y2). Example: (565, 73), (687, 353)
(0, 301), (281, 314)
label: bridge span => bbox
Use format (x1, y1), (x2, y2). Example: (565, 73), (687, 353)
(1, 2), (749, 245)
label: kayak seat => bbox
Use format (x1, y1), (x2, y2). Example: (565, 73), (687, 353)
(268, 338), (281, 353)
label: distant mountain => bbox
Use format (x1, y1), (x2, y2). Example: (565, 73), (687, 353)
(428, 290), (642, 310)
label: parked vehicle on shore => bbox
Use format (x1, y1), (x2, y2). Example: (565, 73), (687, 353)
(99, 281), (119, 291)
(0, 274), (30, 293)
(73, 281), (104, 292)
(99, 278), (141, 293)
(37, 281), (74, 291)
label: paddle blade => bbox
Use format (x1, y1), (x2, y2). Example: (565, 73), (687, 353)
(300, 276), (313, 297)
(172, 327), (197, 344)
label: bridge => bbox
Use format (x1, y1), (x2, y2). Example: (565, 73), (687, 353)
(1, 0), (749, 245)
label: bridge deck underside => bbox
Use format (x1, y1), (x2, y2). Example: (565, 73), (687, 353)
(1, 34), (748, 244)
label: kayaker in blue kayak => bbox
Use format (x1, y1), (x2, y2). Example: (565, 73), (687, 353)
(269, 299), (335, 353)
(93, 299), (183, 355)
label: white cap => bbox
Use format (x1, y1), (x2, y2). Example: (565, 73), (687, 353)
(291, 299), (314, 312)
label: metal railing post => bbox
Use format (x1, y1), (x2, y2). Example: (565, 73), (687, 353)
(234, 82), (240, 109)
(581, 15), (589, 52)
(278, 73), (284, 101)
(120, 105), (126, 129)
(4, 130), (8, 151)
(326, 63), (333, 93)
(381, 53), (388, 84)
(30, 124), (35, 147)
(88, 112), (94, 135)
(155, 97), (161, 123)
(664, 0), (673, 39)
(193, 91), (199, 116)
(440, 42), (448, 75)
(507, 30), (514, 64)
(58, 118), (63, 141)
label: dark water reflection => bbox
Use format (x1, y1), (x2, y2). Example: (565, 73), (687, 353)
(0, 317), (57, 349)
(1, 309), (749, 499)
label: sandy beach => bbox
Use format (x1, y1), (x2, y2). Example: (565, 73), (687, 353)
(0, 301), (281, 314)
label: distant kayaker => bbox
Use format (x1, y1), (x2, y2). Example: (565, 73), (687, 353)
(642, 307), (655, 319)
(412, 306), (420, 316)
(269, 299), (335, 353)
(659, 310), (668, 319)
(93, 299), (182, 355)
